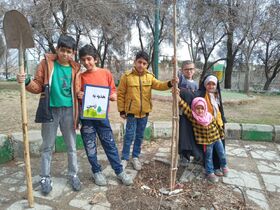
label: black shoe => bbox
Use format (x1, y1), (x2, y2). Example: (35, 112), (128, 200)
(70, 175), (81, 191)
(180, 156), (190, 167)
(40, 176), (53, 195)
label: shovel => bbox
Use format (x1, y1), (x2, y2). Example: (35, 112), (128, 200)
(3, 10), (34, 207)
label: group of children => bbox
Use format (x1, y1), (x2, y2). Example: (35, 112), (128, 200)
(17, 34), (228, 196)
(17, 35), (176, 195)
(178, 61), (228, 183)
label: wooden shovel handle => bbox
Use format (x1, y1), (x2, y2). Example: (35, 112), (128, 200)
(19, 43), (34, 207)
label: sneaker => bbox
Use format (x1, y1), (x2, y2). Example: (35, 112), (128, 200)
(132, 157), (142, 171)
(93, 172), (107, 186)
(121, 159), (128, 169)
(69, 175), (81, 191)
(207, 173), (219, 183)
(214, 169), (223, 177)
(117, 171), (133, 186)
(180, 156), (189, 167)
(222, 167), (229, 177)
(40, 176), (53, 195)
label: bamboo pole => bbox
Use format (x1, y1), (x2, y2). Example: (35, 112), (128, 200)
(19, 38), (34, 207)
(169, 0), (179, 191)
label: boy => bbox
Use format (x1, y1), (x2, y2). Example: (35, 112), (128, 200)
(75, 44), (132, 186)
(178, 61), (202, 166)
(17, 35), (81, 195)
(178, 60), (198, 92)
(117, 51), (175, 171)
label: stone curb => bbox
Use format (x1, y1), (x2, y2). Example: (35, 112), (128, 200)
(225, 123), (241, 140)
(10, 130), (42, 158)
(0, 134), (13, 164)
(274, 125), (280, 143)
(0, 122), (280, 164)
(241, 124), (273, 142)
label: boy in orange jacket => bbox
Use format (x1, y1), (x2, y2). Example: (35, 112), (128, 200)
(17, 35), (81, 195)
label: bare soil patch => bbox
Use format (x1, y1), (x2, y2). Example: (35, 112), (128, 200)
(223, 95), (280, 125)
(107, 160), (260, 210)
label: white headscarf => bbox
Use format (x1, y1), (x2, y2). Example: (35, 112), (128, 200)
(204, 75), (219, 117)
(204, 75), (217, 88)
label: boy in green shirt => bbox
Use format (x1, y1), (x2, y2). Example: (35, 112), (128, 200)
(17, 35), (81, 195)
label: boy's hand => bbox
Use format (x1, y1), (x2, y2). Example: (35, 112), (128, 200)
(120, 114), (126, 119)
(120, 111), (126, 119)
(171, 56), (176, 65)
(77, 91), (84, 100)
(171, 87), (180, 95)
(171, 77), (179, 86)
(17, 73), (26, 83)
(110, 93), (117, 101)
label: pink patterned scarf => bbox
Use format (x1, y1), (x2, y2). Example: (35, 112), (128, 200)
(191, 97), (213, 126)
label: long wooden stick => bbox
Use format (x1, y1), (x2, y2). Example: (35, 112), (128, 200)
(170, 0), (179, 191)
(19, 38), (34, 207)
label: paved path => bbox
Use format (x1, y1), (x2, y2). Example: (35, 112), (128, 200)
(0, 139), (279, 210)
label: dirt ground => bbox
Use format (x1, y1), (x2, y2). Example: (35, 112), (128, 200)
(106, 141), (260, 210)
(109, 164), (258, 210)
(108, 163), (258, 210)
(223, 95), (280, 125)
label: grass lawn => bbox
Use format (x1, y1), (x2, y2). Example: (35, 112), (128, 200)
(152, 89), (280, 125)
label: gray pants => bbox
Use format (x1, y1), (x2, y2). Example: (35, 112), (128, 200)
(40, 107), (78, 177)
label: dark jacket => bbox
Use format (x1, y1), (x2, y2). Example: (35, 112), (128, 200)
(178, 88), (203, 161)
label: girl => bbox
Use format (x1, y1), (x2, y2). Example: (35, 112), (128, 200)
(197, 75), (227, 176)
(179, 97), (229, 183)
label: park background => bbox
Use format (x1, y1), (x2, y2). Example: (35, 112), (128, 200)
(0, 0), (280, 93)
(0, 1), (280, 210)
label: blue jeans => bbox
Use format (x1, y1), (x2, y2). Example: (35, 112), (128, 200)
(122, 115), (148, 160)
(80, 119), (123, 175)
(205, 140), (227, 175)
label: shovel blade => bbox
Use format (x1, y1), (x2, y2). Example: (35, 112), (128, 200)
(3, 10), (34, 49)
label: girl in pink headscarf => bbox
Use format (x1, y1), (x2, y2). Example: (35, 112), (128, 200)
(179, 96), (229, 183)
(191, 97), (213, 126)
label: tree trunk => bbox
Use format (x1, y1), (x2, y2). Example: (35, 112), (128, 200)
(200, 60), (209, 84)
(244, 62), (250, 94)
(224, 30), (234, 89)
(263, 78), (272, 90)
(48, 39), (56, 54)
(100, 43), (108, 68)
(5, 50), (8, 80)
(224, 61), (233, 89)
(151, 47), (155, 73)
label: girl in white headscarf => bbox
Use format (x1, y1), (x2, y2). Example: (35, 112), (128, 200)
(197, 74), (226, 176)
